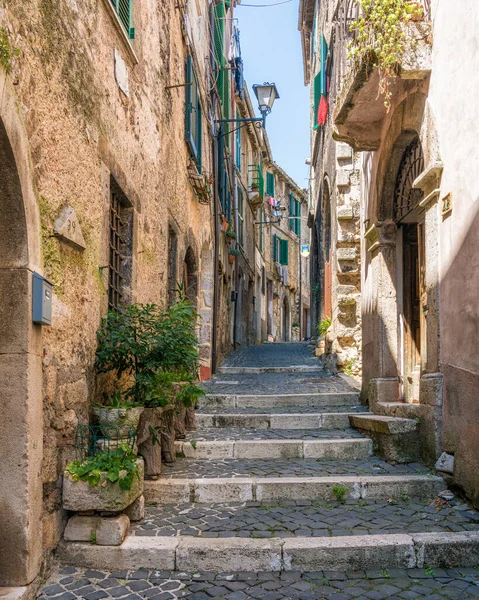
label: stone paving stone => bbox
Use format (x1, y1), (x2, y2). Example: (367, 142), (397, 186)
(37, 569), (479, 599)
(131, 499), (479, 538)
(159, 456), (430, 479)
(180, 427), (366, 441)
(219, 343), (322, 368)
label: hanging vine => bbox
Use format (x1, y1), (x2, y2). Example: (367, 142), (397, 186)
(348, 0), (424, 110)
(0, 27), (19, 74)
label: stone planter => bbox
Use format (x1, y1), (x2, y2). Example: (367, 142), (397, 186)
(63, 458), (144, 512)
(94, 406), (144, 439)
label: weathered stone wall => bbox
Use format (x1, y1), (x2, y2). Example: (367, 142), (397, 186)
(0, 0), (213, 584)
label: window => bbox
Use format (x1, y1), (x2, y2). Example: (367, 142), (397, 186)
(238, 186), (244, 247)
(258, 207), (264, 252)
(289, 193), (301, 237)
(261, 266), (266, 295)
(109, 177), (133, 311)
(185, 55), (202, 172)
(266, 171), (275, 197)
(110, 0), (135, 39)
(273, 234), (288, 265)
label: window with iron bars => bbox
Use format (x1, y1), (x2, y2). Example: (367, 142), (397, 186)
(108, 177), (133, 311)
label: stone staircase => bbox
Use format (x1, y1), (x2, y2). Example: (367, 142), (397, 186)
(58, 351), (479, 574)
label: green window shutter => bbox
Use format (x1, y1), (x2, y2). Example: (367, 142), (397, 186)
(313, 70), (321, 131)
(235, 113), (241, 170)
(273, 234), (278, 262)
(296, 199), (301, 236)
(185, 55), (202, 172)
(280, 239), (289, 265)
(112, 0), (134, 39)
(266, 172), (275, 196)
(320, 35), (328, 95)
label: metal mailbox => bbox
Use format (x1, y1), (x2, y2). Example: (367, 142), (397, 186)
(32, 272), (53, 326)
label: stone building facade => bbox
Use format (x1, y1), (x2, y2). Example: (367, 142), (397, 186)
(0, 0), (307, 588)
(300, 0), (479, 507)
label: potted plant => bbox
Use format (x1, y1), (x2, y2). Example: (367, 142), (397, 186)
(228, 248), (241, 264)
(221, 216), (229, 233)
(94, 389), (143, 439)
(63, 443), (144, 512)
(225, 224), (237, 240)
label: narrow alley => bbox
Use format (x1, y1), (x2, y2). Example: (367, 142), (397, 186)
(37, 344), (479, 599)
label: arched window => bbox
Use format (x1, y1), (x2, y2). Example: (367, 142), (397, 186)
(394, 136), (424, 222)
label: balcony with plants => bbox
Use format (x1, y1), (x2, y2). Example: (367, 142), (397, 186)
(332, 0), (432, 150)
(248, 163), (265, 208)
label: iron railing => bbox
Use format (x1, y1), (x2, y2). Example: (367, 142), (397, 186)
(332, 0), (431, 97)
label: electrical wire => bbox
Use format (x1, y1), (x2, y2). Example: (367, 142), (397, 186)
(238, 0), (292, 6)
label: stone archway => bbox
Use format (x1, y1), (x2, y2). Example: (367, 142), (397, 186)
(0, 74), (43, 587)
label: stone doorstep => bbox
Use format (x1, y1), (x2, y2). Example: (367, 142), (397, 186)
(195, 412), (357, 429)
(217, 366), (321, 374)
(143, 474), (445, 504)
(200, 392), (360, 409)
(0, 589), (29, 600)
(349, 414), (418, 435)
(175, 438), (373, 460)
(57, 531), (479, 572)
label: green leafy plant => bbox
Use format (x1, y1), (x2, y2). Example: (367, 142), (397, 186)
(96, 289), (200, 404)
(291, 321), (300, 328)
(380, 569), (390, 578)
(317, 317), (332, 337)
(228, 248), (241, 256)
(332, 485), (347, 502)
(90, 531), (97, 544)
(401, 490), (411, 502)
(424, 568), (436, 577)
(98, 388), (141, 409)
(65, 443), (140, 491)
(0, 28), (19, 74)
(348, 0), (424, 110)
(342, 357), (359, 376)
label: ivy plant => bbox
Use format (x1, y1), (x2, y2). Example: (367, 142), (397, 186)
(348, 0), (423, 109)
(317, 316), (332, 337)
(0, 28), (19, 74)
(65, 444), (140, 491)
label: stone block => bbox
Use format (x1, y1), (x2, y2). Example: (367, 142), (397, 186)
(144, 479), (191, 504)
(303, 438), (372, 459)
(336, 169), (351, 188)
(337, 206), (354, 220)
(337, 247), (357, 261)
(336, 142), (352, 161)
(349, 415), (417, 435)
(322, 413), (352, 429)
(64, 515), (100, 542)
(199, 395), (236, 408)
(63, 459), (144, 512)
(124, 495), (145, 521)
(179, 440), (234, 459)
(234, 440), (303, 459)
(413, 531), (479, 568)
(256, 477), (362, 502)
(176, 537), (283, 572)
(194, 478), (253, 503)
(269, 414), (322, 429)
(283, 534), (416, 571)
(361, 475), (444, 500)
(57, 536), (178, 570)
(96, 515), (130, 546)
(436, 452), (455, 474)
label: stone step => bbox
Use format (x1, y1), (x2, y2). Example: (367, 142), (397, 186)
(200, 392), (360, 409)
(175, 435), (373, 460)
(131, 498), (479, 539)
(196, 411), (365, 429)
(144, 474), (445, 504)
(349, 414), (418, 434)
(58, 530), (479, 572)
(217, 365), (321, 374)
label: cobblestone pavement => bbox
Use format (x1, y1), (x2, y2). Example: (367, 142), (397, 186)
(131, 499), (479, 538)
(196, 406), (367, 415)
(160, 457), (430, 478)
(201, 372), (355, 396)
(181, 428), (365, 441)
(220, 342), (321, 368)
(38, 566), (479, 599)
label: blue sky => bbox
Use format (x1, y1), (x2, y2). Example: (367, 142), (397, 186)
(236, 0), (310, 188)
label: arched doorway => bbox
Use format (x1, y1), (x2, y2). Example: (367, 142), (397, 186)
(394, 136), (425, 402)
(0, 111), (43, 585)
(282, 295), (290, 341)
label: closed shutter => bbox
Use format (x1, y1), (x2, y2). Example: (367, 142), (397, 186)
(273, 234), (278, 262)
(280, 239), (289, 265)
(235, 114), (241, 170)
(111, 0), (134, 39)
(266, 172), (275, 196)
(185, 55), (202, 172)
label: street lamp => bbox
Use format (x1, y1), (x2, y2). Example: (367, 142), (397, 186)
(215, 82), (279, 128)
(253, 83), (280, 126)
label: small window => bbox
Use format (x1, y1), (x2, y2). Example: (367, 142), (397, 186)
(289, 193), (301, 237)
(266, 171), (275, 197)
(238, 186), (244, 247)
(110, 0), (135, 39)
(109, 177), (133, 311)
(280, 238), (289, 265)
(261, 266), (266, 295)
(185, 55), (202, 172)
